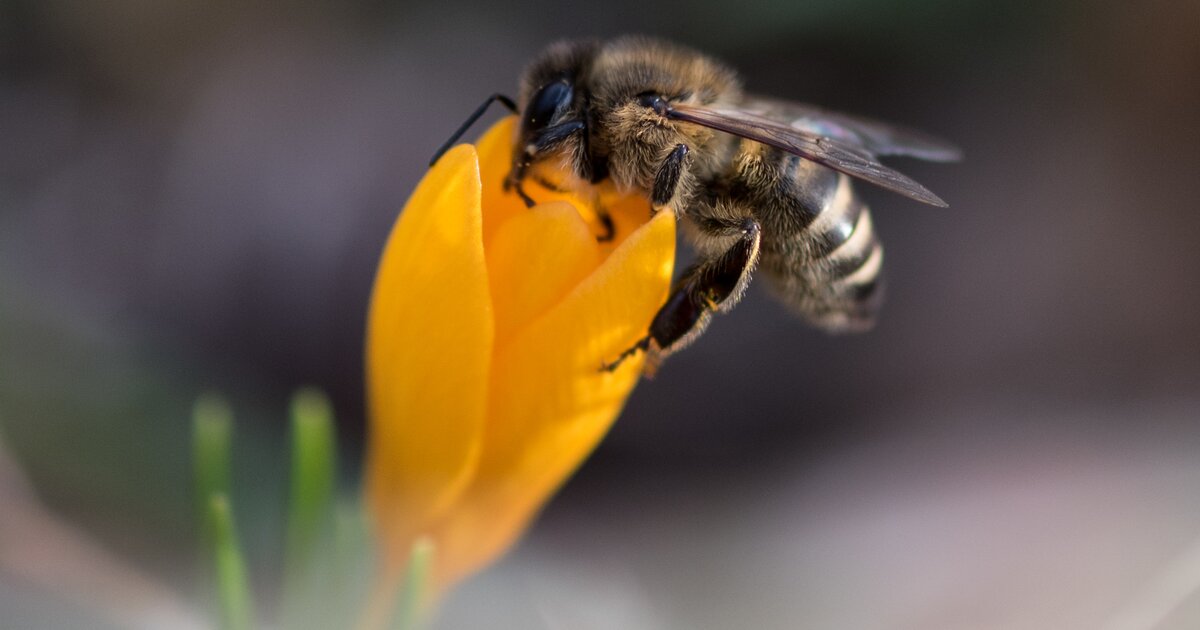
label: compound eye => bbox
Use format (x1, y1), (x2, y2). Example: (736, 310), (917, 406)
(636, 92), (668, 115)
(526, 80), (573, 130)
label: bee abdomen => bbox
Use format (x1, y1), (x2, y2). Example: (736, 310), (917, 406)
(761, 174), (884, 331)
(825, 222), (884, 315)
(806, 175), (863, 258)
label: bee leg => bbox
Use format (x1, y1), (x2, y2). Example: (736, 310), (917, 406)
(651, 144), (690, 213)
(512, 180), (537, 207)
(602, 218), (761, 374)
(594, 201), (615, 242)
(504, 162), (537, 207)
(600, 336), (650, 372)
(505, 120), (587, 208)
(530, 173), (568, 193)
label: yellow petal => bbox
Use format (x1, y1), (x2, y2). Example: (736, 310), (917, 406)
(476, 116), (634, 247)
(486, 201), (602, 343)
(476, 117), (534, 244)
(364, 116), (679, 615)
(428, 209), (676, 589)
(364, 144), (493, 564)
(595, 189), (661, 256)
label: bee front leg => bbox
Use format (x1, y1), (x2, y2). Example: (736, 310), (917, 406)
(507, 120), (587, 208)
(594, 202), (615, 242)
(602, 217), (761, 375)
(651, 144), (690, 213)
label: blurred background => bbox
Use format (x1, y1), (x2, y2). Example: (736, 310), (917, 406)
(3, 0), (1200, 628)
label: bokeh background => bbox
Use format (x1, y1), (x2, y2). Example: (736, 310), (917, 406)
(3, 0), (1200, 628)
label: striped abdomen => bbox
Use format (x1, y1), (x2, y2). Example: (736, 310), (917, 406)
(757, 170), (885, 332)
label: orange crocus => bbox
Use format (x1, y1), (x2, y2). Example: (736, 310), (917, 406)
(363, 116), (675, 617)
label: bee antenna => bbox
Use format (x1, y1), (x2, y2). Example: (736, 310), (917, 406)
(429, 94), (518, 166)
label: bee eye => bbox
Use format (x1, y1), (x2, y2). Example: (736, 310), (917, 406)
(526, 80), (573, 130)
(637, 92), (668, 115)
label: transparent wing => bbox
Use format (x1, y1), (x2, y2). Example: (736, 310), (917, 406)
(741, 95), (962, 162)
(666, 102), (955, 207)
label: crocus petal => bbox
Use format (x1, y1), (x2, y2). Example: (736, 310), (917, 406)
(486, 202), (602, 343)
(595, 191), (666, 255)
(365, 116), (678, 612)
(428, 209), (676, 589)
(476, 116), (640, 249)
(477, 118), (568, 245)
(365, 144), (493, 563)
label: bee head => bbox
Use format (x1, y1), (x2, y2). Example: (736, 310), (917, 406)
(507, 37), (740, 197)
(508, 41), (601, 197)
(583, 36), (741, 192)
(510, 76), (584, 184)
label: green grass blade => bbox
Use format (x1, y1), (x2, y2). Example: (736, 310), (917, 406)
(324, 501), (374, 626)
(210, 494), (255, 630)
(285, 387), (337, 568)
(390, 537), (435, 630)
(193, 393), (233, 541)
(281, 388), (337, 628)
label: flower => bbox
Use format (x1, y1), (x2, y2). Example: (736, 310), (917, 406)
(363, 117), (675, 613)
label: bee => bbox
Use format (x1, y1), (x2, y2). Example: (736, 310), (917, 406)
(431, 36), (959, 373)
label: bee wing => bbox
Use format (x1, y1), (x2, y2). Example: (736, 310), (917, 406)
(666, 102), (951, 207)
(742, 96), (962, 162)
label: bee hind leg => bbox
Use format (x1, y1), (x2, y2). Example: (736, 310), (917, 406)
(601, 217), (761, 375)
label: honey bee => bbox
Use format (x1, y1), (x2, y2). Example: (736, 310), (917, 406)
(431, 36), (959, 373)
